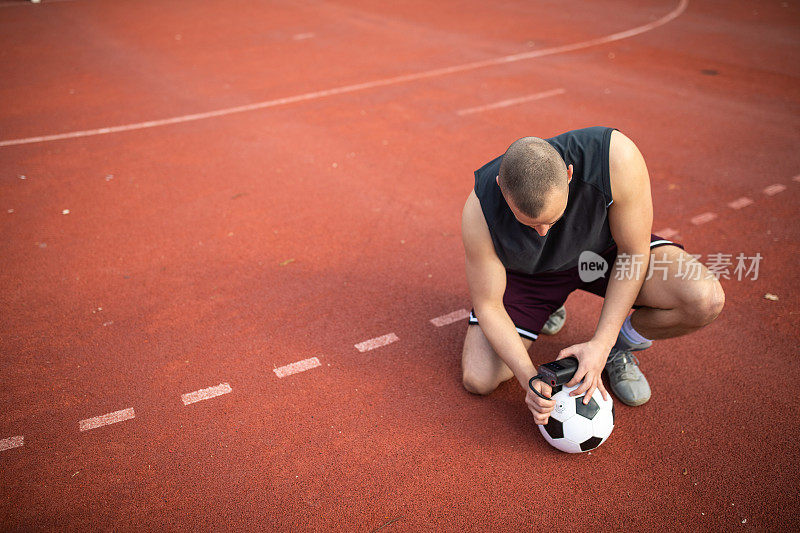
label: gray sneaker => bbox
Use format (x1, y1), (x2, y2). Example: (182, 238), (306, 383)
(540, 306), (566, 336)
(604, 349), (651, 406)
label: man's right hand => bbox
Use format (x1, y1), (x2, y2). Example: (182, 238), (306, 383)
(525, 379), (555, 425)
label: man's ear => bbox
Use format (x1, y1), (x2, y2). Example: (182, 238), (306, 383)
(566, 164), (573, 184)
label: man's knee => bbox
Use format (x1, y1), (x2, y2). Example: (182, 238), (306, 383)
(461, 325), (511, 395)
(462, 370), (499, 396)
(681, 277), (725, 327)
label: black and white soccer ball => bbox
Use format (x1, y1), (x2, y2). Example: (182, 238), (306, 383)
(538, 382), (614, 453)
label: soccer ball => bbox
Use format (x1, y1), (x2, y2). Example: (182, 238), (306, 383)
(538, 382), (614, 453)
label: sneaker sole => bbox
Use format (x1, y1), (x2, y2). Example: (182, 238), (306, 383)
(612, 393), (650, 407)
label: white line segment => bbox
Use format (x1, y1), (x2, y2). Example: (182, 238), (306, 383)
(763, 184), (786, 196)
(656, 228), (680, 239)
(181, 383), (232, 405)
(273, 357), (321, 378)
(431, 309), (470, 327)
(79, 407), (135, 432)
(793, 175), (800, 183)
(457, 88), (565, 115)
(728, 197), (753, 209)
(355, 333), (399, 352)
(0, 435), (24, 452)
(690, 212), (717, 225)
(0, 0), (76, 7)
(0, 0), (688, 148)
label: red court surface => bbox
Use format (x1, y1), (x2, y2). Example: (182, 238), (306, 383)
(1, 0), (799, 530)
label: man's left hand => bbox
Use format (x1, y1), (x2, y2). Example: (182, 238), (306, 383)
(556, 339), (611, 404)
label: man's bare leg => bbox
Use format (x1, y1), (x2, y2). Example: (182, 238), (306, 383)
(461, 325), (533, 395)
(605, 245), (725, 405)
(628, 245), (725, 339)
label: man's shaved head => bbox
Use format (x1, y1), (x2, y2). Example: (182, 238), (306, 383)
(498, 137), (568, 218)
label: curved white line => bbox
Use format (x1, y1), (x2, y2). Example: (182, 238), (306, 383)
(0, 0), (689, 148)
(0, 0), (76, 8)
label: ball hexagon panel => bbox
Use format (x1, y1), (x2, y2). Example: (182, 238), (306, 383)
(592, 407), (614, 440)
(595, 390), (614, 412)
(552, 436), (583, 454)
(562, 414), (595, 444)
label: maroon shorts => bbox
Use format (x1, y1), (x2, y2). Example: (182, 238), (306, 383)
(468, 235), (683, 341)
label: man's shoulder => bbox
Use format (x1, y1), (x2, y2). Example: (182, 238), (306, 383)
(461, 191), (496, 257)
(608, 130), (641, 166)
(462, 190), (485, 234)
(608, 131), (647, 190)
(608, 130), (650, 209)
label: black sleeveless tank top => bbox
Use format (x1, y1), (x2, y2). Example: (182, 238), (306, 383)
(474, 126), (616, 275)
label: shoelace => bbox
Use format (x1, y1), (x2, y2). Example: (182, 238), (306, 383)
(606, 350), (641, 381)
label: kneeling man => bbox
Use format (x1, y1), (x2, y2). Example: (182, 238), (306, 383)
(461, 127), (724, 424)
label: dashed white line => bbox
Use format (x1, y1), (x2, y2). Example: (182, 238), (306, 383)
(690, 212), (717, 225)
(0, 0), (76, 7)
(0, 0), (688, 148)
(431, 309), (470, 327)
(793, 175), (800, 183)
(457, 88), (565, 116)
(355, 333), (399, 352)
(0, 435), (24, 452)
(273, 357), (321, 378)
(181, 383), (232, 406)
(655, 227), (680, 239)
(763, 184), (786, 196)
(728, 197), (753, 209)
(79, 408), (135, 432)
(292, 33), (315, 40)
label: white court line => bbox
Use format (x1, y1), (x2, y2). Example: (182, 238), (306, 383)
(690, 212), (717, 225)
(457, 88), (565, 116)
(728, 197), (753, 209)
(79, 407), (135, 432)
(793, 175), (800, 183)
(0, 0), (688, 148)
(355, 333), (399, 352)
(273, 357), (321, 378)
(763, 184), (786, 196)
(655, 227), (680, 239)
(292, 33), (315, 41)
(431, 309), (470, 327)
(0, 0), (76, 7)
(181, 382), (232, 406)
(0, 435), (24, 452)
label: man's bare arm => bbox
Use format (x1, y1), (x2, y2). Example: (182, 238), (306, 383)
(461, 190), (537, 390)
(559, 130), (653, 401)
(595, 130), (654, 346)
